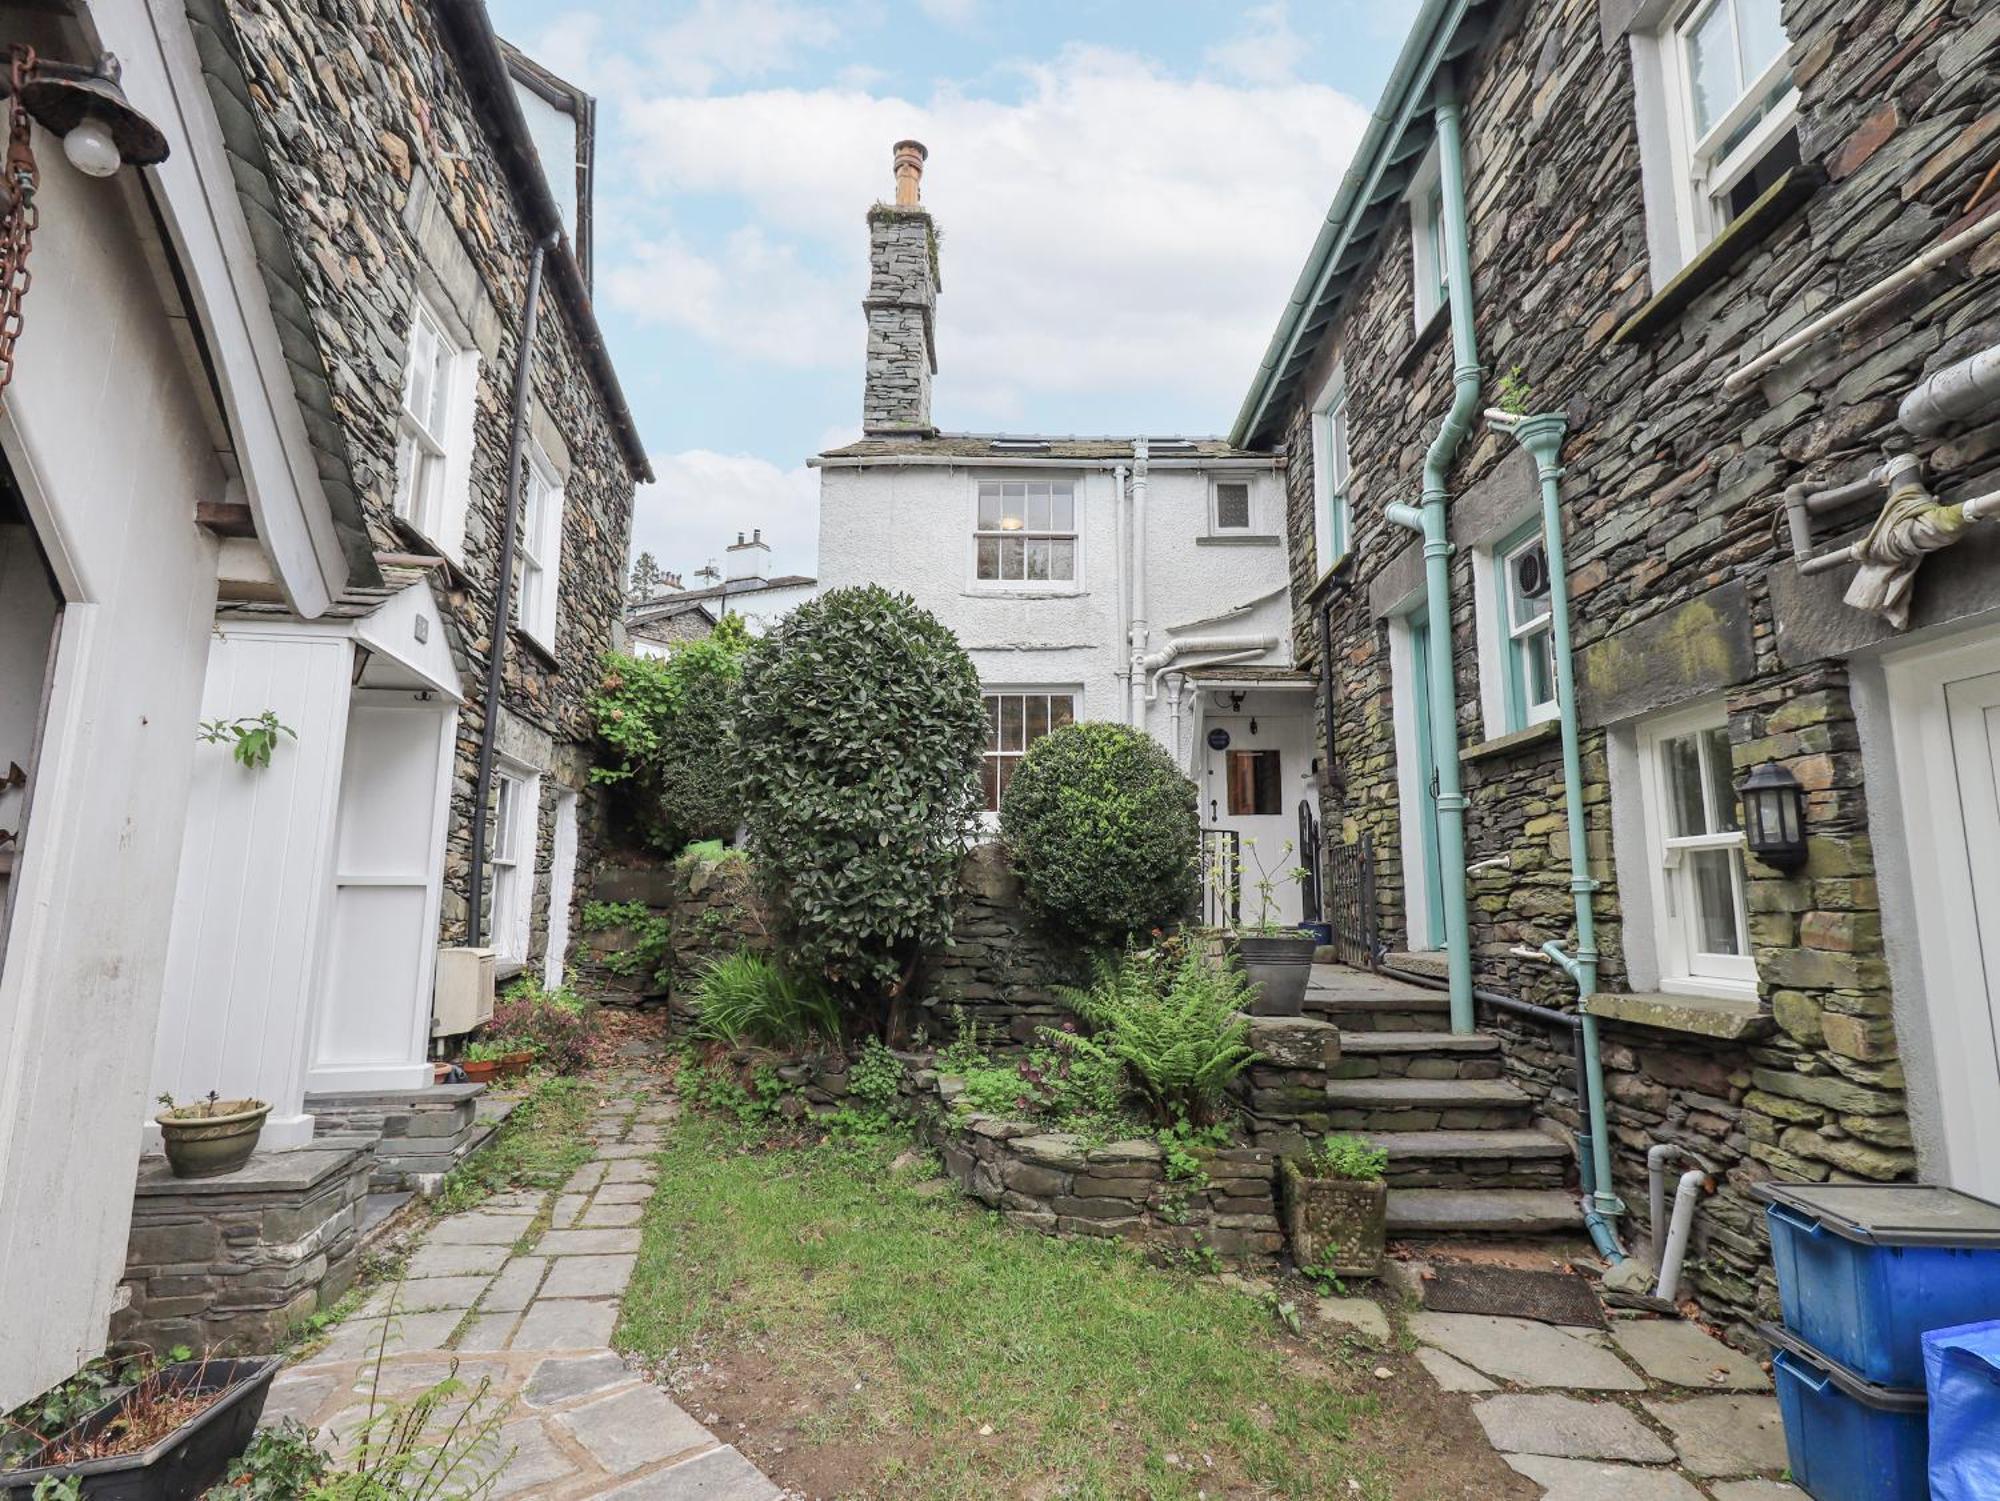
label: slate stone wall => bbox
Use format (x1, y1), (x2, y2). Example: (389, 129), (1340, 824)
(916, 843), (1083, 1046)
(221, 2), (640, 976)
(863, 205), (938, 434)
(1278, 0), (1998, 1334)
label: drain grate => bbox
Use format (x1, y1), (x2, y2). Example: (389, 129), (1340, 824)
(1420, 1263), (1607, 1328)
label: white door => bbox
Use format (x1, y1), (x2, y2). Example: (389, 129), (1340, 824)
(309, 692), (454, 1093)
(543, 788), (579, 989)
(1203, 712), (1309, 926)
(1891, 639), (2000, 1201)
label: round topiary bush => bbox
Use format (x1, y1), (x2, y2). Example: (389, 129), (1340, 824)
(999, 721), (1199, 947)
(735, 585), (987, 1010)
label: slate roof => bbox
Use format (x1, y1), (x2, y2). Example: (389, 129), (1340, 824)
(628, 575), (817, 622)
(816, 434), (1268, 462)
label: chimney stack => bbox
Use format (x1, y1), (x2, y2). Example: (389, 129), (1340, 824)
(862, 139), (939, 436)
(725, 528), (771, 584)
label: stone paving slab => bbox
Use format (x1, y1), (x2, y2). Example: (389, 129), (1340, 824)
(523, 1353), (636, 1408)
(1313, 1297), (1389, 1342)
(1710, 1482), (1807, 1499)
(604, 1160), (657, 1184)
(361, 1275), (492, 1315)
(558, 1384), (715, 1471)
(313, 1310), (462, 1360)
(488, 1419), (577, 1498)
(539, 1227), (644, 1256)
(544, 1254), (640, 1298)
(407, 1242), (513, 1278)
(598, 1445), (779, 1501)
(1611, 1321), (1772, 1391)
(1416, 1347), (1496, 1392)
(1504, 1456), (1706, 1499)
(1410, 1312), (1647, 1391)
(482, 1256), (547, 1312)
(1641, 1395), (1788, 1478)
(428, 1212), (536, 1246)
(583, 1201), (645, 1227)
(513, 1297), (620, 1350)
(594, 1182), (655, 1205)
(1473, 1394), (1676, 1463)
(455, 1312), (519, 1353)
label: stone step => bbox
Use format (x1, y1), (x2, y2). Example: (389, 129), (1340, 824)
(1334, 1031), (1505, 1082)
(1363, 1129), (1572, 1189)
(1324, 1077), (1534, 1132)
(1305, 991), (1453, 1033)
(1387, 1187), (1581, 1236)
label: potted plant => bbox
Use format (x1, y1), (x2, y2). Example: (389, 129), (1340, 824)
(457, 1041), (503, 1083)
(1282, 1135), (1390, 1279)
(1215, 837), (1317, 1016)
(155, 1093), (270, 1180)
(1, 1354), (281, 1501)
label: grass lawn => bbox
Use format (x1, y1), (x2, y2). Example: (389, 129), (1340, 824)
(617, 1114), (1517, 1500)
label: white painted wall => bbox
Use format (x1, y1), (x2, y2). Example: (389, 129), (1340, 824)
(0, 147), (226, 1410)
(816, 461), (1294, 756)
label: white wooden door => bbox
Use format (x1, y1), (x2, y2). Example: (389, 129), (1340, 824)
(309, 693), (453, 1092)
(543, 789), (579, 989)
(1943, 670), (2000, 1193)
(1203, 713), (1307, 926)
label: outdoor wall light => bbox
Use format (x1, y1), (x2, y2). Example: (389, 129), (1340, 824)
(14, 52), (169, 175)
(1739, 761), (1809, 874)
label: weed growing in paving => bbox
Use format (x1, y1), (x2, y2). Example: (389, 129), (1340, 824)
(434, 1075), (593, 1215)
(616, 1113), (1389, 1499)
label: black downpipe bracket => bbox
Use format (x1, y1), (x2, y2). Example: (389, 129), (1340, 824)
(467, 233), (554, 946)
(1381, 965), (1592, 1125)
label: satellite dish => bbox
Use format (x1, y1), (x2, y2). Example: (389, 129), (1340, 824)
(1514, 543), (1551, 600)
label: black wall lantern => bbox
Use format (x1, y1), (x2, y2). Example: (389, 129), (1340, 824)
(1739, 762), (1808, 873)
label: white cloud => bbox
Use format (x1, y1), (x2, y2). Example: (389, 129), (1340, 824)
(1205, 3), (1305, 86)
(604, 44), (1367, 431)
(917, 0), (980, 25)
(633, 450), (821, 582)
(645, 0), (845, 94)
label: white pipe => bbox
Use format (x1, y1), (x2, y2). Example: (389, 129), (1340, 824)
(1900, 340), (2000, 435)
(1113, 463), (1131, 725)
(1962, 486), (2000, 523)
(1655, 1166), (1710, 1304)
(1167, 671), (1185, 767)
(808, 454), (1280, 471)
(1725, 210), (2000, 392)
(1645, 1142), (1713, 1265)
(1129, 439), (1151, 732)
(1142, 634), (1278, 673)
(1144, 646), (1270, 705)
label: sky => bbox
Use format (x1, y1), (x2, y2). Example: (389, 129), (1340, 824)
(485, 0), (1415, 585)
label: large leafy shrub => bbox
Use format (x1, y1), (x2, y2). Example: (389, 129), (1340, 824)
(735, 586), (987, 1008)
(588, 615), (750, 851)
(1054, 948), (1257, 1127)
(692, 951), (842, 1047)
(491, 978), (600, 1074)
(1000, 722), (1199, 947)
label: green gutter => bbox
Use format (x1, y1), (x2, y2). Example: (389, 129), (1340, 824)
(1229, 0), (1474, 449)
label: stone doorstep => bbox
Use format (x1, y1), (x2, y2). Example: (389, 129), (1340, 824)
(1388, 1188), (1582, 1235)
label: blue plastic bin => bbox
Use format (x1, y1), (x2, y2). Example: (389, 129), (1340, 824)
(1756, 1181), (2000, 1387)
(1763, 1322), (1929, 1501)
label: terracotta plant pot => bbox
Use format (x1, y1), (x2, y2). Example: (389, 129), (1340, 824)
(1281, 1157), (1387, 1277)
(1235, 933), (1317, 1017)
(459, 1059), (499, 1083)
(496, 1050), (534, 1081)
(155, 1100), (270, 1180)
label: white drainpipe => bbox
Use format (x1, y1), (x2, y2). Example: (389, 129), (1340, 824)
(1127, 439), (1151, 732)
(1114, 463), (1131, 724)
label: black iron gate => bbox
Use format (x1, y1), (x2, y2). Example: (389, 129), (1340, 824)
(1297, 799), (1322, 923)
(1325, 833), (1379, 970)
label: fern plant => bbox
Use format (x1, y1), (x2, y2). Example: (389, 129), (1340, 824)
(692, 951), (842, 1046)
(1052, 949), (1258, 1127)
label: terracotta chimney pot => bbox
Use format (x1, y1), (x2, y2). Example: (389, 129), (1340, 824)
(893, 139), (927, 207)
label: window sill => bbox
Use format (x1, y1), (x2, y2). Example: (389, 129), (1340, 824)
(962, 586), (1085, 600)
(1392, 302), (1451, 380)
(1196, 534), (1282, 547)
(1584, 989), (1773, 1040)
(1461, 719), (1562, 764)
(1613, 163), (1824, 346)
(493, 958), (528, 982)
(514, 627), (560, 670)
(1304, 550), (1356, 607)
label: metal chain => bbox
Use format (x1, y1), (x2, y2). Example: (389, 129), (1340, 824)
(0, 45), (42, 401)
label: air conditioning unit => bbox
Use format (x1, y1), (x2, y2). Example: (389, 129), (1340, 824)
(432, 946), (496, 1038)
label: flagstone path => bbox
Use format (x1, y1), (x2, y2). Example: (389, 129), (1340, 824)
(266, 1073), (781, 1501)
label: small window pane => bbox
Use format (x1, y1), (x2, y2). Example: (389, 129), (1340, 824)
(1735, 0), (1786, 79)
(1686, 0), (1741, 137)
(1508, 540), (1550, 629)
(981, 758), (999, 811)
(1002, 481), (1026, 505)
(1662, 732), (1708, 837)
(1703, 727), (1739, 832)
(1000, 536), (1024, 579)
(1025, 539), (1050, 581)
(1051, 484), (1075, 531)
(1000, 695), (1024, 752)
(1227, 749), (1283, 816)
(1688, 847), (1744, 955)
(1049, 539), (1074, 581)
(1215, 483), (1250, 529)
(1523, 627), (1556, 708)
(984, 696), (1000, 751)
(1026, 695), (1049, 742)
(1050, 694), (1074, 731)
(1026, 485), (1050, 532)
(976, 537), (1000, 579)
(977, 483), (1001, 530)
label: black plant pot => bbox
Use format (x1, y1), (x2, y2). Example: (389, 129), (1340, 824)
(1, 1358), (280, 1501)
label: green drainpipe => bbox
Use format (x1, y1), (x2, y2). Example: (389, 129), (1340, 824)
(1385, 73), (1480, 1035)
(1490, 409), (1631, 1265)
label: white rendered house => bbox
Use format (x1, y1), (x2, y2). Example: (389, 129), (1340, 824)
(813, 145), (1312, 921)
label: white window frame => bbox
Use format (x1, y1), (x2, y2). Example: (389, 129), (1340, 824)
(1210, 476), (1255, 534)
(980, 686), (1079, 818)
(393, 293), (479, 563)
(1634, 703), (1757, 1000)
(1408, 144), (1448, 328)
(1632, 0), (1797, 279)
(488, 764), (540, 964)
(515, 443), (564, 651)
(1499, 528), (1561, 731)
(1309, 365), (1351, 578)
(969, 476), (1081, 593)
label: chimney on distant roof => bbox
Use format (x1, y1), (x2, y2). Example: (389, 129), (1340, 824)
(725, 528), (771, 584)
(862, 139), (939, 436)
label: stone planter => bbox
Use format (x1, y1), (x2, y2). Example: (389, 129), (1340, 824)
(1235, 933), (1316, 1016)
(155, 1100), (269, 1180)
(1281, 1157), (1386, 1277)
